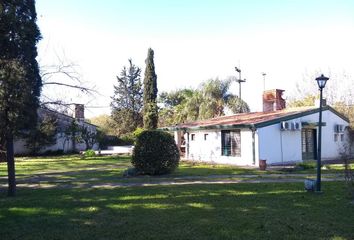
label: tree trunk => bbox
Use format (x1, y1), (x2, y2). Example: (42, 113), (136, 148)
(6, 134), (16, 197)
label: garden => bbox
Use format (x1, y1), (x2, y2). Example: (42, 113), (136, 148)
(0, 154), (353, 240)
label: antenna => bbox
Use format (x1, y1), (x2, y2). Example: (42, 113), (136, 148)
(262, 72), (266, 91)
(235, 66), (246, 100)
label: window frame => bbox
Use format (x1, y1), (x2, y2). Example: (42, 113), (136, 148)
(204, 133), (208, 141)
(221, 130), (241, 157)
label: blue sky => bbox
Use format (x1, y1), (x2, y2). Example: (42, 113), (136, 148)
(36, 0), (354, 117)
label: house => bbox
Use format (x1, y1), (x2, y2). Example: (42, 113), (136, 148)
(164, 89), (351, 166)
(14, 104), (98, 155)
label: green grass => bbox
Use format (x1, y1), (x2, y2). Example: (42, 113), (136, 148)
(0, 155), (350, 187)
(0, 182), (353, 240)
(0, 155), (353, 239)
(0, 155), (274, 185)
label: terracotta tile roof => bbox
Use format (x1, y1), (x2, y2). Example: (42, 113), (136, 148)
(168, 106), (320, 130)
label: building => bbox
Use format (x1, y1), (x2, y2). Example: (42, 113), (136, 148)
(14, 104), (98, 155)
(164, 90), (351, 166)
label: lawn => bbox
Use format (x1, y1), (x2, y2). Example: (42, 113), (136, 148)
(0, 155), (277, 187)
(0, 155), (353, 240)
(0, 182), (353, 240)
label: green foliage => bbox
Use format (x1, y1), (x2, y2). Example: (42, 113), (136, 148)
(227, 96), (250, 114)
(79, 125), (98, 150)
(143, 48), (158, 129)
(158, 79), (250, 127)
(84, 149), (96, 157)
(25, 111), (58, 155)
(199, 78), (250, 119)
(116, 127), (146, 146)
(132, 130), (180, 175)
(0, 0), (42, 135)
(111, 59), (143, 135)
(0, 60), (29, 135)
(296, 161), (317, 170)
(120, 134), (135, 145)
(96, 134), (133, 149)
(133, 127), (145, 138)
(62, 119), (82, 152)
(89, 114), (118, 136)
(0, 1), (42, 195)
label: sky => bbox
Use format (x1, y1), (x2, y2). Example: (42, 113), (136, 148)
(35, 0), (354, 118)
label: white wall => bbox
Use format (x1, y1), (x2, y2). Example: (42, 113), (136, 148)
(185, 128), (256, 166)
(14, 125), (99, 155)
(258, 125), (302, 164)
(258, 109), (349, 164)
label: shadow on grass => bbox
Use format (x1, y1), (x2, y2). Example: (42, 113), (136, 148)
(0, 182), (353, 240)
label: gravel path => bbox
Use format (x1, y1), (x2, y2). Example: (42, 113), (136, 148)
(0, 173), (345, 189)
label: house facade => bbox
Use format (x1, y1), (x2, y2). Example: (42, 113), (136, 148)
(165, 90), (351, 166)
(14, 104), (98, 155)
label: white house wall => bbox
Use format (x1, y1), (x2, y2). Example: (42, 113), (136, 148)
(257, 125), (302, 164)
(186, 129), (256, 166)
(258, 109), (349, 164)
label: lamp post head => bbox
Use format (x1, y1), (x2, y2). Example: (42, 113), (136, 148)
(235, 67), (241, 73)
(315, 74), (329, 89)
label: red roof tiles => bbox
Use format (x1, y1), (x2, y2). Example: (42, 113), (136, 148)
(170, 106), (319, 129)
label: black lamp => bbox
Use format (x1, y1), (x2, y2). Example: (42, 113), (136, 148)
(314, 74), (329, 192)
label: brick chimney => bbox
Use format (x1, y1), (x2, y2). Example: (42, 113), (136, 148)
(263, 89), (286, 112)
(74, 104), (85, 120)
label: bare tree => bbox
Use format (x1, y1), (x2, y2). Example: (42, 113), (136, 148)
(289, 70), (354, 106)
(39, 53), (97, 111)
(289, 70), (354, 127)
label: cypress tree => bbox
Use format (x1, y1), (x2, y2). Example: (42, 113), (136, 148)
(0, 0), (42, 196)
(143, 48), (158, 129)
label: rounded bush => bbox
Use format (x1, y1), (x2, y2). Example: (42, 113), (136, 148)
(132, 130), (180, 175)
(84, 149), (96, 157)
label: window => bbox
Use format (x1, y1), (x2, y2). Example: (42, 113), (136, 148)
(340, 134), (344, 142)
(191, 134), (195, 141)
(221, 130), (241, 157)
(204, 134), (208, 140)
(334, 134), (338, 142)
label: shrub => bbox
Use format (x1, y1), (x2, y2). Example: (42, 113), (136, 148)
(296, 161), (318, 170)
(98, 135), (133, 149)
(132, 130), (180, 175)
(133, 127), (144, 140)
(84, 149), (96, 157)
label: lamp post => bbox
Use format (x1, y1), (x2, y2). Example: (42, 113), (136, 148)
(235, 67), (246, 100)
(315, 74), (329, 192)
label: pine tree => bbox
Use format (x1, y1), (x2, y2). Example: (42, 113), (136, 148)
(111, 59), (143, 135)
(143, 48), (158, 129)
(0, 0), (42, 196)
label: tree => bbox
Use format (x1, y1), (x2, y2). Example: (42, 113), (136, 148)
(227, 96), (250, 114)
(158, 88), (199, 126)
(289, 71), (354, 127)
(63, 119), (81, 152)
(0, 0), (42, 196)
(39, 54), (97, 110)
(111, 59), (143, 135)
(158, 79), (250, 127)
(143, 48), (158, 129)
(25, 112), (58, 155)
(199, 78), (250, 119)
(287, 95), (316, 108)
(89, 114), (118, 136)
(79, 125), (98, 150)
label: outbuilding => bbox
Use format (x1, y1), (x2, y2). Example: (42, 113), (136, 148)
(164, 90), (350, 166)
